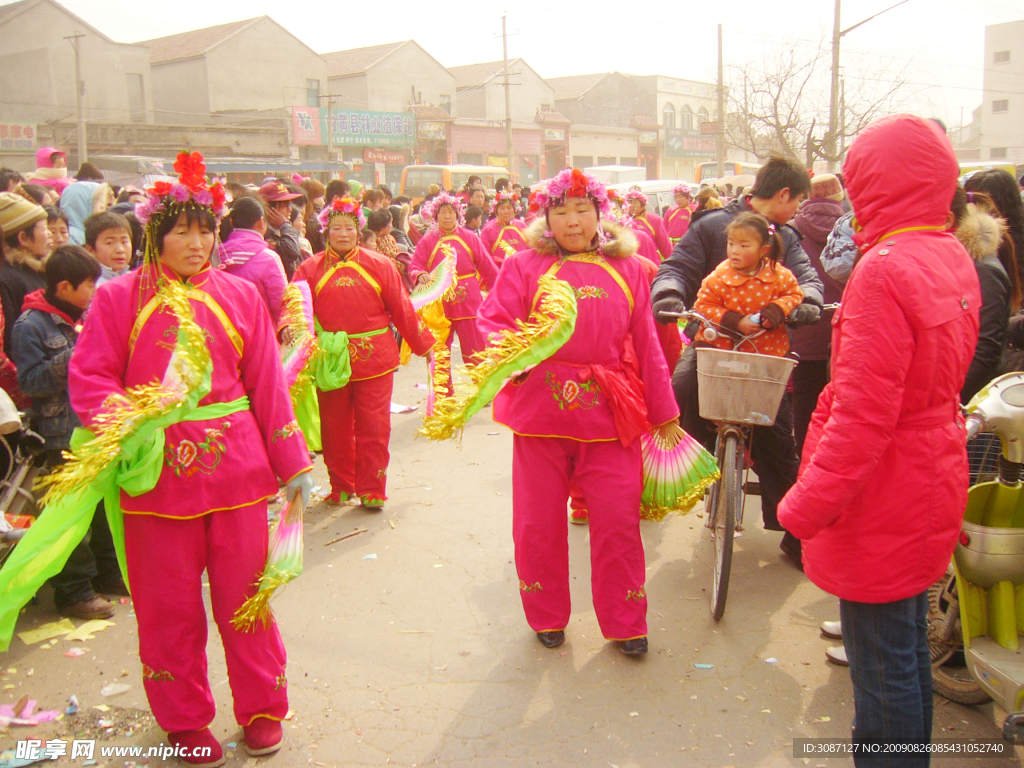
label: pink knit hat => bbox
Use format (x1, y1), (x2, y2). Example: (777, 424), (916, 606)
(810, 173), (844, 202)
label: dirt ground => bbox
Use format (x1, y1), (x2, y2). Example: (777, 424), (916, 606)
(0, 361), (1015, 767)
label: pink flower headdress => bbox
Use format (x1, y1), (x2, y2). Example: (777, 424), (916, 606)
(623, 186), (648, 207)
(422, 191), (466, 230)
(490, 190), (519, 215)
(528, 168), (611, 217)
(317, 196), (366, 230)
(134, 151), (228, 269)
(673, 183), (692, 196)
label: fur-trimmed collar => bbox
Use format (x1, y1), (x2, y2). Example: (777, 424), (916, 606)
(524, 218), (638, 259)
(7, 244), (46, 273)
(956, 209), (1005, 262)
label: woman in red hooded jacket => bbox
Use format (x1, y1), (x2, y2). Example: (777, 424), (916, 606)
(778, 115), (980, 763)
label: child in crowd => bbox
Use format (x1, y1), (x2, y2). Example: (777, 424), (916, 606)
(692, 212), (803, 357)
(11, 245), (126, 620)
(360, 228), (377, 250)
(465, 206), (484, 235)
(367, 209), (412, 292)
(45, 206), (70, 252)
(218, 196), (288, 326)
(84, 212), (132, 286)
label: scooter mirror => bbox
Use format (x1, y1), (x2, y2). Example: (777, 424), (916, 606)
(968, 373), (1024, 465)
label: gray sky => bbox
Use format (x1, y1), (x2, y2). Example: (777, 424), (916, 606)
(27, 0), (1024, 128)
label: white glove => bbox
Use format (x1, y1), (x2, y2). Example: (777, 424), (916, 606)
(286, 472), (314, 509)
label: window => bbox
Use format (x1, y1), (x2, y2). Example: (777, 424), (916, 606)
(698, 106), (710, 125)
(995, 50), (1011, 64)
(620, 157), (638, 166)
(306, 79), (320, 108)
(404, 169), (443, 197)
(663, 103), (676, 130)
(440, 94), (451, 115)
(457, 152), (482, 165)
(126, 73), (145, 123)
(597, 156), (616, 166)
(572, 155), (593, 169)
(991, 147), (1008, 159)
(681, 104), (694, 131)
(993, 99), (1009, 113)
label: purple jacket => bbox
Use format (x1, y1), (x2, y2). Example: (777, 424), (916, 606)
(789, 198), (844, 360)
(218, 228), (287, 326)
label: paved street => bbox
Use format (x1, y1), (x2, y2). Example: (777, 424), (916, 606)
(1, 361), (1016, 767)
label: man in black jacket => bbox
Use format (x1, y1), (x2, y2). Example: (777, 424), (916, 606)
(651, 155), (822, 567)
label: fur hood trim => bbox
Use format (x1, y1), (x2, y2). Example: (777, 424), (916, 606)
(7, 245), (46, 273)
(524, 218), (638, 259)
(956, 209), (1005, 262)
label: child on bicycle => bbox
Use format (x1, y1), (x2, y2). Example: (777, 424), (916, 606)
(692, 212), (803, 356)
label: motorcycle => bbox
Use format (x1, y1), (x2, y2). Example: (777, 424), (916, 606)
(0, 389), (43, 565)
(929, 372), (1024, 741)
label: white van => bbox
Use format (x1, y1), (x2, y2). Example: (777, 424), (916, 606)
(607, 179), (697, 216)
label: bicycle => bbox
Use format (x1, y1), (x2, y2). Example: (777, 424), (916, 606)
(665, 308), (809, 619)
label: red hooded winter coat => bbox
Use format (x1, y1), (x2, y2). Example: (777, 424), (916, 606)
(777, 114), (981, 604)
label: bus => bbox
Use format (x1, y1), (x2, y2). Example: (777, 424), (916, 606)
(695, 162), (762, 183)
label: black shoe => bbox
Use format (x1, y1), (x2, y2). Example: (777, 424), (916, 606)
(92, 578), (130, 597)
(619, 637), (648, 656)
(536, 631), (564, 648)
(780, 532), (803, 571)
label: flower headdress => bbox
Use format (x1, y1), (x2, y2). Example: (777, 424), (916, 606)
(490, 190), (519, 215)
(624, 186), (648, 207)
(528, 168), (611, 217)
(317, 196), (366, 230)
(135, 151), (227, 267)
(422, 191), (465, 230)
(673, 183), (692, 197)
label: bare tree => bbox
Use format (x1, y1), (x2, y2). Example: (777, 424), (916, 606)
(725, 39), (923, 166)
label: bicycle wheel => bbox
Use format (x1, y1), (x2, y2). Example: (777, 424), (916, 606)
(711, 431), (741, 621)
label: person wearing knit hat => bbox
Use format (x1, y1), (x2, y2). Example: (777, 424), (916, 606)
(809, 173), (845, 202)
(0, 192), (51, 350)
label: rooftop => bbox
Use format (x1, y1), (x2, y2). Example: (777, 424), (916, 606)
(322, 41), (406, 78)
(449, 60), (516, 89)
(547, 73), (609, 101)
(141, 18), (259, 64)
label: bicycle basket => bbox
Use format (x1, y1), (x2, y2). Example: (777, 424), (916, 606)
(696, 347), (796, 426)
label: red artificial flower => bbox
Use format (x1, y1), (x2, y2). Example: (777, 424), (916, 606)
(173, 151), (207, 191)
(210, 182), (226, 212)
(567, 169), (589, 198)
(151, 181), (172, 197)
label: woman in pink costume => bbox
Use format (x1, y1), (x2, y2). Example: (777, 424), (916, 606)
(480, 190), (528, 268)
(409, 192), (498, 370)
(663, 183), (694, 245)
(70, 153), (313, 767)
(624, 187), (672, 260)
(478, 168), (682, 656)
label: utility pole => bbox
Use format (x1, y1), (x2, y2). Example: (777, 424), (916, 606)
(827, 0), (910, 171)
(716, 23), (724, 178)
(502, 15), (514, 177)
(839, 78), (846, 159)
(65, 32), (87, 165)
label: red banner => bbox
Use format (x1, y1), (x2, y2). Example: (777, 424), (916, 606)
(363, 148), (406, 165)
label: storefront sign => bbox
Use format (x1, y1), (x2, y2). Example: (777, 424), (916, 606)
(290, 107), (415, 148)
(544, 129), (565, 142)
(639, 131), (658, 145)
(364, 148), (407, 165)
(0, 123), (37, 153)
(701, 121), (719, 136)
(488, 155), (508, 167)
(666, 128), (716, 159)
(418, 121), (447, 140)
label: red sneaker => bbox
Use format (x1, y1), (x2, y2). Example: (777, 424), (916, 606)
(168, 729), (224, 767)
(244, 717), (283, 756)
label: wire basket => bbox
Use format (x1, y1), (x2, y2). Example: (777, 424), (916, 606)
(967, 432), (1001, 486)
(696, 347), (796, 426)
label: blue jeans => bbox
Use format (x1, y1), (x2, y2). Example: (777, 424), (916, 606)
(840, 591), (932, 767)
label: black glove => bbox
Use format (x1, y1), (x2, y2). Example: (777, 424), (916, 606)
(787, 302), (821, 327)
(652, 295), (686, 324)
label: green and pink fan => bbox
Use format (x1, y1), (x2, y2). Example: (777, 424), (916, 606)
(410, 255), (457, 311)
(640, 430), (719, 521)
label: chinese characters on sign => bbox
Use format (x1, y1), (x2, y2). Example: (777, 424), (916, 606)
(290, 108), (415, 148)
(0, 123), (37, 153)
(665, 128), (716, 159)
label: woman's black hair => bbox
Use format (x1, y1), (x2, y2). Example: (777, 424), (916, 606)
(360, 228), (376, 244)
(725, 211), (783, 267)
(44, 205), (69, 226)
(219, 195), (266, 241)
(965, 169), (1024, 286)
(154, 206), (217, 255)
(18, 183), (49, 205)
(367, 208), (392, 233)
